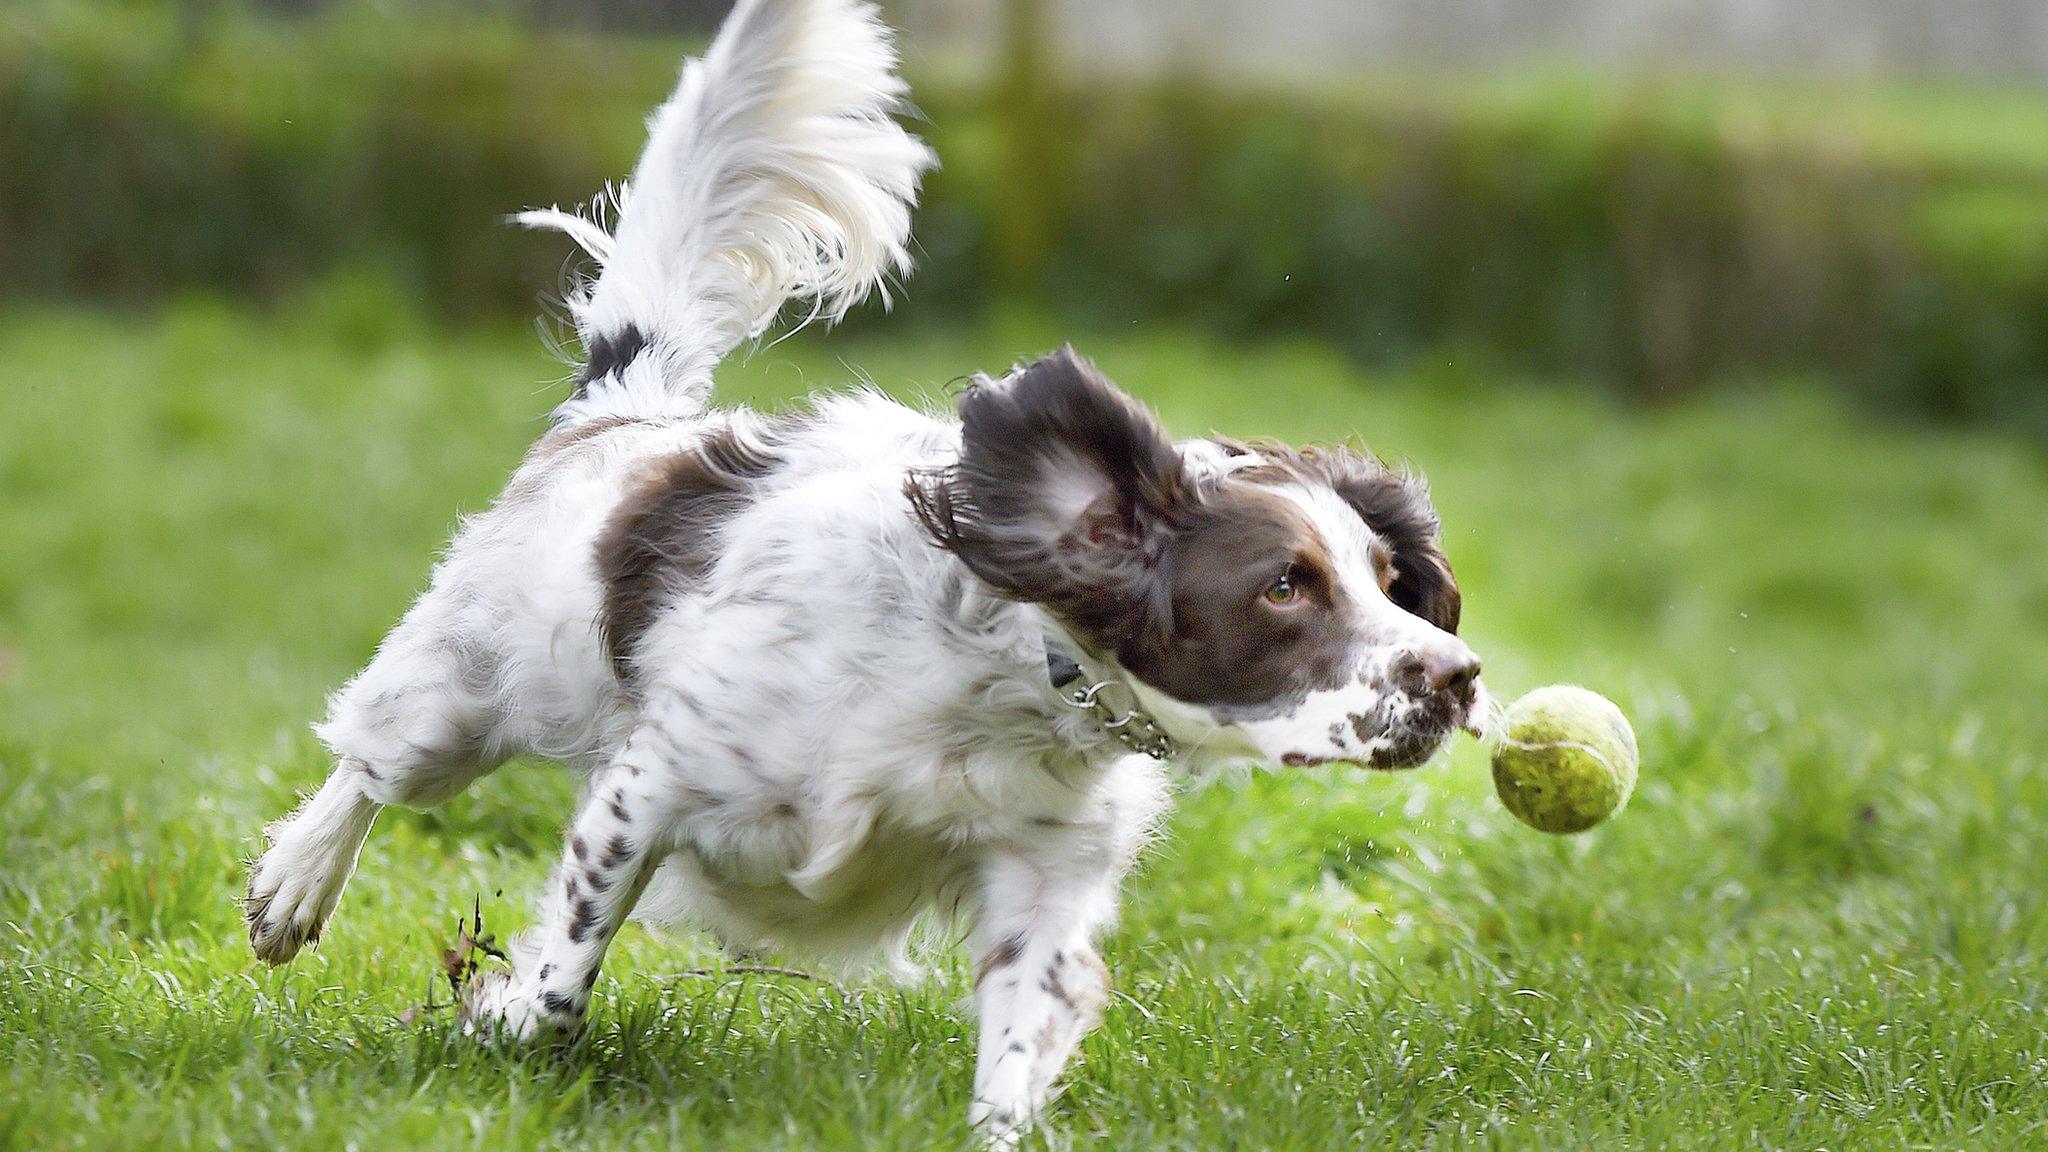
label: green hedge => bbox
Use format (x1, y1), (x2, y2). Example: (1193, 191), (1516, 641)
(1017, 76), (2048, 430)
(6, 5), (2048, 432)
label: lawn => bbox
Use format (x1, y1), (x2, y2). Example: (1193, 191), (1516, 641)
(2, 290), (2045, 1149)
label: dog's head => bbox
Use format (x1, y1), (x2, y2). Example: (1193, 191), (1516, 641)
(911, 346), (1485, 770)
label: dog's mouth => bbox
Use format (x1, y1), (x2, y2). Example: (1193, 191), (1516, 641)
(1279, 684), (1475, 771)
(1279, 725), (1454, 771)
(1363, 724), (1456, 771)
(1367, 688), (1472, 769)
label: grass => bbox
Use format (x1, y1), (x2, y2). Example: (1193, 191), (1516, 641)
(2, 287), (2046, 1149)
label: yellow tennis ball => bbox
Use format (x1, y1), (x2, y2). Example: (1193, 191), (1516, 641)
(1491, 685), (1638, 834)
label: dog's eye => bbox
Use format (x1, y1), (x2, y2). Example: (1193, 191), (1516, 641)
(1262, 572), (1301, 606)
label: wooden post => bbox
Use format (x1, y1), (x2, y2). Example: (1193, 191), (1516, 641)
(994, 0), (1054, 295)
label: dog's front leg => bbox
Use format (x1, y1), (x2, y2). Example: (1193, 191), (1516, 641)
(462, 744), (671, 1041)
(967, 850), (1118, 1143)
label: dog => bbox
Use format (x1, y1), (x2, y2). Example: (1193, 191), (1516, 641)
(244, 0), (1486, 1137)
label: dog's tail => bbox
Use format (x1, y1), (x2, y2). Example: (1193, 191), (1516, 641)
(517, 0), (932, 424)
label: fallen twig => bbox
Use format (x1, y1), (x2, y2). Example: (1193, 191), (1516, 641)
(656, 964), (838, 988)
(395, 999), (455, 1026)
(435, 896), (508, 1002)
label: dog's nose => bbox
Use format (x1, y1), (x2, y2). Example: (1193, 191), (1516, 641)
(1416, 645), (1482, 696)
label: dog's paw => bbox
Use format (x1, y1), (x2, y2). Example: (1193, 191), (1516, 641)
(458, 969), (582, 1044)
(244, 848), (347, 966)
(968, 1098), (1029, 1150)
(970, 1043), (1044, 1148)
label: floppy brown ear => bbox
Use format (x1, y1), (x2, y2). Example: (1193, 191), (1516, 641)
(909, 345), (1188, 644)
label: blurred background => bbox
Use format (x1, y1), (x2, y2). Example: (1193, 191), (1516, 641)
(6, 0), (2048, 430)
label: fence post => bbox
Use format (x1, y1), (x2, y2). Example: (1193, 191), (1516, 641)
(993, 0), (1054, 295)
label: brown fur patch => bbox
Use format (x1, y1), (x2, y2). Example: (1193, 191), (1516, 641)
(975, 933), (1028, 986)
(594, 415), (796, 682)
(577, 324), (650, 394)
(1116, 480), (1363, 708)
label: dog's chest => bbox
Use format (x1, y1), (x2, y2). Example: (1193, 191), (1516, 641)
(693, 813), (963, 926)
(658, 748), (1115, 955)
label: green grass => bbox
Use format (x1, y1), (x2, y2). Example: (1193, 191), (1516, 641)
(2, 290), (2046, 1149)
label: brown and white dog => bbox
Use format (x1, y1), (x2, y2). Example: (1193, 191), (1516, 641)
(244, 0), (1485, 1138)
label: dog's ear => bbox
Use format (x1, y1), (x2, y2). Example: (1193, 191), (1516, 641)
(910, 345), (1188, 643)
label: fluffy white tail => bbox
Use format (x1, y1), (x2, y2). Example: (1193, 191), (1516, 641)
(519, 0), (933, 422)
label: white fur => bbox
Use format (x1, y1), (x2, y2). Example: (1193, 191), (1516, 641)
(246, 0), (1473, 1141)
(245, 768), (378, 961)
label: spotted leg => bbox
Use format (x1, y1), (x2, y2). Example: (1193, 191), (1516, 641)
(461, 745), (672, 1041)
(967, 846), (1122, 1143)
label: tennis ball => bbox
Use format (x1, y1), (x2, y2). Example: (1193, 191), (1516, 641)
(1490, 685), (1638, 834)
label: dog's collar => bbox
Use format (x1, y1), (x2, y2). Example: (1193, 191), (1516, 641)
(1043, 638), (1177, 761)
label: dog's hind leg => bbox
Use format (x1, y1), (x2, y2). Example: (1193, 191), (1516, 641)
(247, 606), (512, 965)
